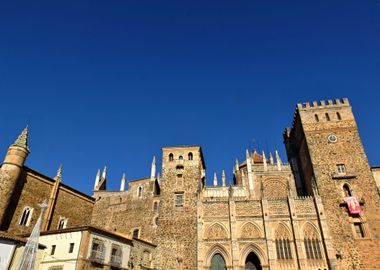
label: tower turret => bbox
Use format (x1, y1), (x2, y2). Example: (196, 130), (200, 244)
(0, 127), (30, 230)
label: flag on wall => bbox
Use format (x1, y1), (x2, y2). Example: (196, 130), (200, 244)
(344, 196), (362, 214)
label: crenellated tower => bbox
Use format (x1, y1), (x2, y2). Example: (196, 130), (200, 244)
(155, 146), (205, 270)
(0, 127), (30, 230)
(284, 98), (380, 269)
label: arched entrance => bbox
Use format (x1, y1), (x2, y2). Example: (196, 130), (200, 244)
(211, 253), (226, 270)
(245, 252), (261, 270)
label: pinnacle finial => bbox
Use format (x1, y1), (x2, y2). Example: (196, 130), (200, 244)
(246, 149), (250, 160)
(222, 170), (226, 187)
(213, 172), (218, 187)
(55, 164), (63, 181)
(120, 173), (126, 191)
(234, 158), (239, 171)
(276, 150), (282, 171)
(14, 126), (30, 152)
(269, 152), (274, 165)
(93, 169), (101, 190)
(102, 166), (107, 179)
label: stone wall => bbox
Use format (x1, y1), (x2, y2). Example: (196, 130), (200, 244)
(5, 168), (94, 235)
(91, 178), (158, 242)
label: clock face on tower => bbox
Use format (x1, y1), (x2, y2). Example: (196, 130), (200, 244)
(327, 134), (338, 143)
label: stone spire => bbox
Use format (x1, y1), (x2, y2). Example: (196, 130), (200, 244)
(213, 172), (218, 187)
(98, 166), (107, 190)
(222, 170), (226, 187)
(262, 151), (268, 171)
(234, 158), (239, 172)
(269, 152), (274, 165)
(120, 173), (126, 191)
(101, 166), (107, 180)
(93, 169), (101, 190)
(151, 156), (156, 180)
(13, 126), (30, 152)
(276, 150), (282, 171)
(246, 149), (254, 191)
(246, 149), (252, 172)
(54, 164), (63, 182)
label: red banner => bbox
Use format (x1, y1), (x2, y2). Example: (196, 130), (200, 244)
(344, 197), (362, 214)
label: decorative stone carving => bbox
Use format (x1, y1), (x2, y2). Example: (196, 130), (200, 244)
(240, 222), (261, 238)
(207, 223), (228, 240)
(263, 179), (288, 199)
(267, 200), (288, 215)
(303, 222), (319, 239)
(235, 201), (261, 216)
(275, 223), (291, 239)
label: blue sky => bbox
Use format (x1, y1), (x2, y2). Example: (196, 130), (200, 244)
(0, 0), (379, 193)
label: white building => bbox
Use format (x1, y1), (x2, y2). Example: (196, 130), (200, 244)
(38, 226), (133, 270)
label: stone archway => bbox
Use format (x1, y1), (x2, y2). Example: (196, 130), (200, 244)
(245, 252), (261, 270)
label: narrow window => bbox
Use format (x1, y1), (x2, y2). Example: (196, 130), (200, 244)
(343, 184), (352, 197)
(336, 112), (342, 120)
(69, 243), (74, 253)
(57, 217), (67, 229)
(154, 216), (159, 226)
(276, 239), (292, 260)
(325, 113), (330, 121)
(153, 202), (159, 213)
(138, 186), (143, 197)
(314, 114), (319, 122)
(175, 193), (184, 207)
(354, 223), (365, 238)
(337, 164), (346, 174)
(51, 245), (56, 255)
(133, 228), (140, 238)
(20, 207), (33, 226)
(188, 152), (193, 160)
(169, 153), (174, 161)
(179, 155), (183, 160)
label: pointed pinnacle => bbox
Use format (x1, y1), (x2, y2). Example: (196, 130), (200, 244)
(152, 156), (156, 164)
(246, 149), (250, 160)
(55, 164), (63, 181)
(14, 126), (30, 152)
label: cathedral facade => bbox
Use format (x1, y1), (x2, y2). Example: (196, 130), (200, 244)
(0, 98), (380, 270)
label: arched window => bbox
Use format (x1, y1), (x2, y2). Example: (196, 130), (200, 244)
(57, 217), (68, 229)
(275, 225), (292, 260)
(336, 112), (342, 120)
(303, 224), (323, 260)
(343, 184), (352, 197)
(169, 153), (174, 162)
(325, 113), (330, 121)
(188, 152), (193, 160)
(304, 238), (322, 259)
(19, 207), (33, 226)
(138, 186), (143, 197)
(179, 155), (183, 160)
(315, 114), (319, 122)
(210, 253), (226, 270)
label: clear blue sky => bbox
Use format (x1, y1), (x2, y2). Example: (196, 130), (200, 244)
(0, 0), (379, 193)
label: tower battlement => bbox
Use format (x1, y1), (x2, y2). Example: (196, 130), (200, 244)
(297, 97), (350, 110)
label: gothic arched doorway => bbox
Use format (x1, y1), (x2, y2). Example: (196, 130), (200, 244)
(211, 253), (226, 270)
(245, 252), (261, 270)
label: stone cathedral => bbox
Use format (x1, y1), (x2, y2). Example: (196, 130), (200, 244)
(1, 98), (380, 270)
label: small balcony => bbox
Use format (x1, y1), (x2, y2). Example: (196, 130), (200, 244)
(89, 250), (105, 265)
(110, 255), (122, 268)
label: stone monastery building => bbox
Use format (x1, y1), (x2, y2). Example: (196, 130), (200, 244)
(1, 98), (380, 270)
